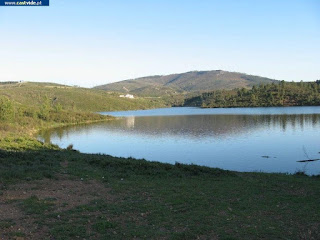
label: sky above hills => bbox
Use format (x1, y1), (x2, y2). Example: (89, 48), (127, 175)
(0, 0), (319, 87)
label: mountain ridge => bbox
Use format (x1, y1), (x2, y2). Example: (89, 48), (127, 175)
(94, 70), (280, 96)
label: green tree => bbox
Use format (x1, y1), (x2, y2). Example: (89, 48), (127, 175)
(38, 96), (51, 120)
(54, 103), (63, 113)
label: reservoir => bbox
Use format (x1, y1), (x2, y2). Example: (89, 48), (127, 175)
(39, 107), (320, 175)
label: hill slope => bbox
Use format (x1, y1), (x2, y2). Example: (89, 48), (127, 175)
(0, 82), (167, 112)
(95, 70), (279, 96)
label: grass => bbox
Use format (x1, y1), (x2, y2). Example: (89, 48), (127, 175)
(21, 195), (55, 215)
(0, 138), (319, 239)
(0, 220), (14, 229)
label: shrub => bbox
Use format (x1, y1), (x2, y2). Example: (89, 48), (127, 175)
(0, 97), (14, 121)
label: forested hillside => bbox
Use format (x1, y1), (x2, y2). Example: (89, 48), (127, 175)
(183, 81), (320, 108)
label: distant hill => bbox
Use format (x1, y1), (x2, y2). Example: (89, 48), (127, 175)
(0, 82), (167, 112)
(95, 70), (280, 96)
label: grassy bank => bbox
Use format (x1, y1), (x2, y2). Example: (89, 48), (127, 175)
(0, 136), (320, 239)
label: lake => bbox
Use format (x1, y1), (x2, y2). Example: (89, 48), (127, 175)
(39, 107), (320, 175)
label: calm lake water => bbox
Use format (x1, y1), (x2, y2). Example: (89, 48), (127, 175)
(39, 107), (320, 175)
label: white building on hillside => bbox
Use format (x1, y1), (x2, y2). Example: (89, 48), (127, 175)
(119, 94), (135, 99)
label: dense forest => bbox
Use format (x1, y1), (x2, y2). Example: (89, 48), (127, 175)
(183, 81), (320, 108)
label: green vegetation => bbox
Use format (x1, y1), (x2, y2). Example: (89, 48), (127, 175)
(95, 70), (278, 96)
(0, 81), (168, 112)
(21, 195), (55, 215)
(0, 95), (110, 140)
(0, 80), (170, 138)
(1, 80), (320, 239)
(184, 81), (320, 108)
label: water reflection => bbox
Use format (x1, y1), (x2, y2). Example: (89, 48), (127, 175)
(40, 114), (320, 143)
(126, 116), (135, 128)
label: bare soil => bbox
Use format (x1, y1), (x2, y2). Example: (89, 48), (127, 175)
(0, 174), (113, 240)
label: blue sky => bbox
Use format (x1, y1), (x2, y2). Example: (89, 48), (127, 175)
(0, 0), (319, 87)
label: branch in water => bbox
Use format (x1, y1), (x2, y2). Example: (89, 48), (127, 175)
(297, 159), (320, 163)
